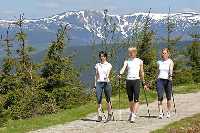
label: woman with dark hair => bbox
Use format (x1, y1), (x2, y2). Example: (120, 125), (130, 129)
(156, 48), (174, 119)
(94, 51), (113, 122)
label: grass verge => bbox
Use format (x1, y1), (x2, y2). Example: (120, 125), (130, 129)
(151, 113), (200, 133)
(0, 83), (199, 133)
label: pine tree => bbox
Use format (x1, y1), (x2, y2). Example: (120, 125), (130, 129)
(14, 14), (34, 82)
(162, 8), (182, 59)
(0, 25), (16, 94)
(1, 25), (15, 75)
(137, 9), (157, 86)
(41, 24), (89, 108)
(188, 21), (200, 83)
(161, 8), (182, 84)
(42, 25), (76, 89)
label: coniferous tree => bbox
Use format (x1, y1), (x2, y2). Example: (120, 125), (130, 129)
(0, 25), (17, 94)
(162, 8), (182, 59)
(137, 9), (157, 87)
(41, 25), (78, 89)
(14, 14), (34, 82)
(1, 25), (15, 75)
(188, 21), (200, 83)
(41, 25), (88, 108)
(161, 8), (183, 84)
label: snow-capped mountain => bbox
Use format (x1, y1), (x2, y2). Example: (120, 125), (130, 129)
(0, 10), (200, 49)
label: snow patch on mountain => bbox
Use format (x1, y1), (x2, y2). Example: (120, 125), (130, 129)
(0, 10), (200, 45)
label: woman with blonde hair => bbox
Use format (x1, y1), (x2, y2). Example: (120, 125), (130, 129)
(118, 47), (147, 123)
(156, 48), (174, 119)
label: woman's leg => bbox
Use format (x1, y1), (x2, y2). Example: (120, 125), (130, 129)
(132, 80), (140, 114)
(104, 83), (112, 114)
(156, 79), (164, 115)
(126, 80), (134, 113)
(96, 83), (104, 117)
(165, 80), (173, 113)
(129, 102), (134, 112)
(167, 100), (171, 112)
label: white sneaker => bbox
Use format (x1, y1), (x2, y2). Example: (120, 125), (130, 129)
(132, 113), (137, 118)
(166, 112), (171, 118)
(96, 116), (102, 122)
(130, 113), (136, 123)
(159, 113), (164, 119)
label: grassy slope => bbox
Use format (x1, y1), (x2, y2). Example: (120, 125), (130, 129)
(152, 113), (200, 133)
(0, 83), (199, 133)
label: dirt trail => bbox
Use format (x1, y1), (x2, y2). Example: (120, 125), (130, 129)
(29, 92), (200, 133)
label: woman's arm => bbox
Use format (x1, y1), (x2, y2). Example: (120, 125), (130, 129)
(140, 61), (149, 90)
(139, 61), (145, 82)
(119, 61), (128, 75)
(94, 65), (99, 88)
(156, 62), (159, 79)
(169, 60), (174, 80)
(94, 74), (97, 88)
(106, 65), (112, 81)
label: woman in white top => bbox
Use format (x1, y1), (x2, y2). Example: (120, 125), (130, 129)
(118, 47), (147, 123)
(94, 51), (113, 122)
(156, 48), (174, 119)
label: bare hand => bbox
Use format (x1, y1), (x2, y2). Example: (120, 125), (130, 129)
(117, 75), (121, 79)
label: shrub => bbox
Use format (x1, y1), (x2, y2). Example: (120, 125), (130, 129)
(52, 86), (90, 109)
(0, 98), (9, 127)
(174, 69), (194, 85)
(6, 88), (58, 120)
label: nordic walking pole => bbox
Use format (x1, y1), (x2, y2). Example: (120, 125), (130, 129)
(142, 82), (151, 117)
(168, 62), (176, 114)
(118, 78), (121, 120)
(171, 82), (177, 114)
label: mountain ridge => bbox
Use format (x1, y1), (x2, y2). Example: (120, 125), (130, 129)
(0, 10), (199, 49)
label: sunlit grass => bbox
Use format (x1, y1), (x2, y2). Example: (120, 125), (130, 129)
(0, 83), (199, 133)
(152, 113), (200, 133)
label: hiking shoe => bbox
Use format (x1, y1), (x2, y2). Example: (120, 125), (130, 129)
(159, 113), (164, 119)
(96, 116), (102, 122)
(105, 113), (113, 123)
(166, 112), (171, 118)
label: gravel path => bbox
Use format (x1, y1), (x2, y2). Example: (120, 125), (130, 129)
(29, 92), (200, 133)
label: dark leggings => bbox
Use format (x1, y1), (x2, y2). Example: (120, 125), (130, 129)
(126, 79), (141, 102)
(156, 79), (172, 101)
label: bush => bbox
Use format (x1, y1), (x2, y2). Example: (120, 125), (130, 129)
(5, 88), (58, 120)
(174, 69), (194, 85)
(0, 98), (9, 127)
(0, 75), (23, 95)
(52, 86), (90, 109)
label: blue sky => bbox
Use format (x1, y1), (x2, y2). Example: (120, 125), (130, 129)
(0, 0), (199, 19)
